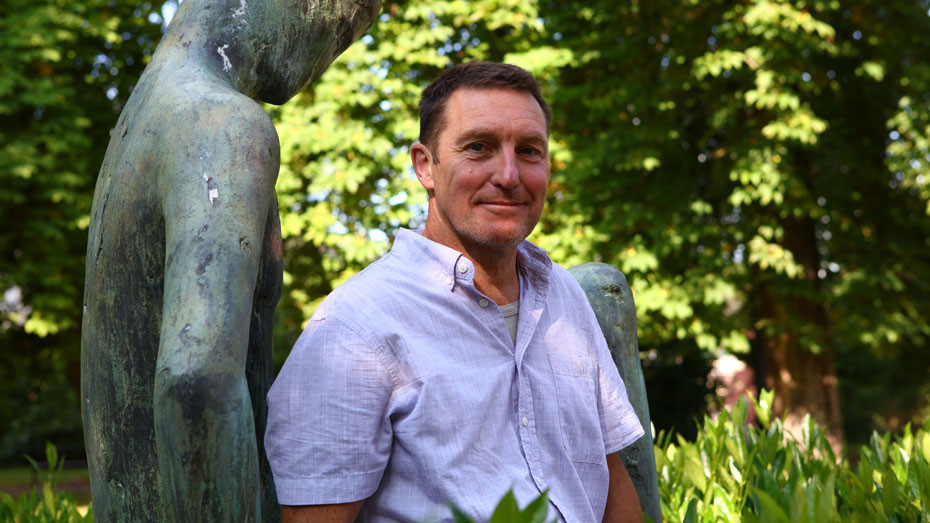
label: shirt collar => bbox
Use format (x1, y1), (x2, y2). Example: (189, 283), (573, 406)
(389, 228), (552, 291)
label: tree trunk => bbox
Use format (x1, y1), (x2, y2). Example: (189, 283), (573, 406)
(754, 216), (844, 453)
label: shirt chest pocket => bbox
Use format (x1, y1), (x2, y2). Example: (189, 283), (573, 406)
(548, 353), (604, 464)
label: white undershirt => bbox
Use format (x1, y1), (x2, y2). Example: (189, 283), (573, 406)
(499, 300), (520, 346)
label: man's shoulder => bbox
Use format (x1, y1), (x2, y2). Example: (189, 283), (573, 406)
(543, 260), (590, 302)
(311, 250), (410, 323)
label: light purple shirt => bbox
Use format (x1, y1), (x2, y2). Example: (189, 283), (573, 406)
(265, 229), (644, 522)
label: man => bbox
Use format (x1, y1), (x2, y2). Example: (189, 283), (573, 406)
(80, 0), (378, 519)
(265, 61), (645, 522)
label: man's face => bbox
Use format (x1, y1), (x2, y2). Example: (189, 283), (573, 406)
(412, 88), (550, 253)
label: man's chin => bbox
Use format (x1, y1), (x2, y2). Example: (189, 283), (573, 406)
(462, 227), (531, 252)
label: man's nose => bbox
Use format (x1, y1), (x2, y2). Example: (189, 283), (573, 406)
(490, 149), (520, 188)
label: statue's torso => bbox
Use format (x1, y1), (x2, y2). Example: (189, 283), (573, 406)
(80, 71), (283, 520)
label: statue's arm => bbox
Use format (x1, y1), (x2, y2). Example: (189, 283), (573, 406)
(153, 102), (279, 520)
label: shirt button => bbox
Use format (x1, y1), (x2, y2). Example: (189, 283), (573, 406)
(458, 264), (468, 274)
(444, 277), (453, 286)
(479, 299), (489, 308)
(522, 416), (529, 427)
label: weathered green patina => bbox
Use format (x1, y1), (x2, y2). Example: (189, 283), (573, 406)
(80, 0), (379, 520)
(570, 263), (661, 522)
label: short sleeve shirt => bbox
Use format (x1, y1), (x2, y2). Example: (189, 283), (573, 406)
(265, 229), (644, 522)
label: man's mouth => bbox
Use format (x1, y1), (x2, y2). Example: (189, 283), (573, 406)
(479, 200), (525, 212)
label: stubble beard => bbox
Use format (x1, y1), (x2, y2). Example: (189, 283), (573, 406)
(432, 200), (539, 256)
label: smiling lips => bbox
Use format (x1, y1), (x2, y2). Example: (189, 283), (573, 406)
(476, 191), (528, 208)
(479, 200), (526, 212)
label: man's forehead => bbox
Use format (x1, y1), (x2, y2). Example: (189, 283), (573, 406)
(444, 87), (547, 136)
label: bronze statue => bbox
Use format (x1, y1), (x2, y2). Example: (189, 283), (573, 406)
(570, 263), (661, 522)
(80, 0), (379, 519)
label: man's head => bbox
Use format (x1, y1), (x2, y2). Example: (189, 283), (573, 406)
(411, 62), (551, 255)
(418, 61), (552, 161)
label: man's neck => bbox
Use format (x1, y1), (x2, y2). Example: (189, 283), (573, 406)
(420, 227), (521, 305)
(468, 247), (520, 306)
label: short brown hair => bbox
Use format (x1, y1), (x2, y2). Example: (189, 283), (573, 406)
(417, 61), (552, 155)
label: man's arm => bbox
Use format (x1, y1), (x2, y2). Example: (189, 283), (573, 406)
(281, 500), (365, 523)
(603, 453), (644, 523)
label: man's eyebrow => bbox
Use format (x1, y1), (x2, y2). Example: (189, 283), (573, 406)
(453, 129), (499, 145)
(453, 129), (548, 147)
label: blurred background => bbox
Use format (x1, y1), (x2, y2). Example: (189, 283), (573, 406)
(2, 0), (930, 478)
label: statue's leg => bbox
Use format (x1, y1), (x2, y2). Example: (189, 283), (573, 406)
(570, 263), (662, 523)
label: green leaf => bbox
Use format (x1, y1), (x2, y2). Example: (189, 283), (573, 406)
(682, 498), (698, 523)
(814, 470), (837, 522)
(752, 490), (789, 523)
(450, 503), (476, 523)
(42, 480), (55, 517)
(489, 490), (520, 523)
(683, 445), (708, 493)
(522, 490), (550, 523)
(46, 441), (59, 473)
(857, 457), (874, 496)
(882, 464), (899, 518)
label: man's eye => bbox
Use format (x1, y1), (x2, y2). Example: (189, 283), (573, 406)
(467, 143), (485, 152)
(519, 147), (540, 156)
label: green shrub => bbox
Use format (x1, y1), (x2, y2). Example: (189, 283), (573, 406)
(0, 443), (91, 522)
(656, 389), (930, 522)
(10, 395), (930, 522)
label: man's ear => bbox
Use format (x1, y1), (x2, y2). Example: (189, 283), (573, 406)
(411, 142), (435, 191)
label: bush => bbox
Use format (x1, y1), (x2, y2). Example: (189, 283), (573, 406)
(0, 443), (91, 522)
(11, 395), (930, 522)
(656, 389), (930, 521)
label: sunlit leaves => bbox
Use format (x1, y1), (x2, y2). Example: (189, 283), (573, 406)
(656, 394), (930, 520)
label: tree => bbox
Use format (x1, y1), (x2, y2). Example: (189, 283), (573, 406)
(0, 0), (163, 461)
(531, 0), (930, 446)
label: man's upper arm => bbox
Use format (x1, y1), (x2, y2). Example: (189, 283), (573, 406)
(265, 315), (394, 506)
(281, 500), (365, 523)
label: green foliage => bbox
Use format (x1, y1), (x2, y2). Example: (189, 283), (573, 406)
(0, 443), (91, 522)
(0, 373), (82, 465)
(537, 0), (930, 364)
(0, 0), (163, 462)
(656, 391), (930, 521)
(0, 0), (162, 335)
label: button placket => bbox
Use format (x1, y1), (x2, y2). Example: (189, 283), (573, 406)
(516, 371), (546, 496)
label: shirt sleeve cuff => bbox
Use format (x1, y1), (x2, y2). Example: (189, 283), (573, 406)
(273, 469), (384, 506)
(604, 411), (646, 455)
